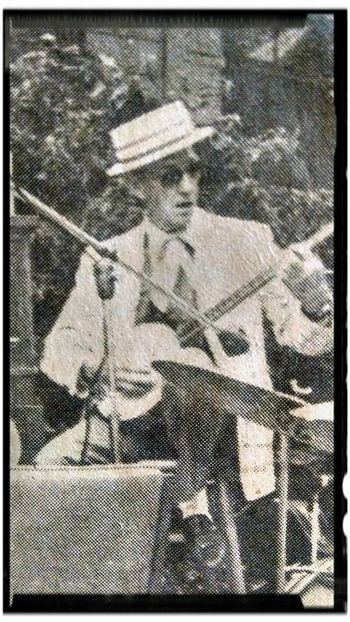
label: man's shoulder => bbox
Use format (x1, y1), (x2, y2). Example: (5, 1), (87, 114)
(102, 221), (145, 251)
(192, 208), (272, 245)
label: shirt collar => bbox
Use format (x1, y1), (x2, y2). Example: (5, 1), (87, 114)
(143, 215), (195, 257)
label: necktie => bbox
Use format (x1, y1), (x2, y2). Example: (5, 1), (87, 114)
(135, 233), (214, 359)
(160, 236), (197, 330)
(136, 233), (194, 320)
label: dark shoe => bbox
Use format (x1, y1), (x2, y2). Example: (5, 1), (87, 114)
(167, 506), (186, 544)
(183, 514), (226, 569)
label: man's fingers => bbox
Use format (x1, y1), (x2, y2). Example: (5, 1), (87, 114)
(282, 263), (309, 300)
(113, 378), (155, 398)
(94, 258), (118, 280)
(93, 257), (118, 299)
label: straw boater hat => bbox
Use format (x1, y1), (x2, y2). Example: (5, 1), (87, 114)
(106, 100), (214, 177)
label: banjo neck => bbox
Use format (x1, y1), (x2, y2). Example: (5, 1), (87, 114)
(178, 263), (278, 346)
(205, 264), (277, 324)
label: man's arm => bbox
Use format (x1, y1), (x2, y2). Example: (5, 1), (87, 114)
(40, 250), (105, 396)
(259, 226), (333, 357)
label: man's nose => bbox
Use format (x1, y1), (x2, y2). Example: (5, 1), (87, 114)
(178, 172), (195, 194)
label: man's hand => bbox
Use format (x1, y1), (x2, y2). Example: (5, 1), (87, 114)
(93, 254), (118, 300)
(77, 362), (156, 401)
(76, 361), (99, 396)
(112, 370), (156, 399)
(282, 249), (333, 321)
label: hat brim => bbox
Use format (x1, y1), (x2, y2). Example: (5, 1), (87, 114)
(106, 126), (214, 177)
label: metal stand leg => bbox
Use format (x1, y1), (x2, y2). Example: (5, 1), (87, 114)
(310, 493), (320, 565)
(148, 473), (177, 594)
(275, 431), (289, 593)
(109, 416), (121, 463)
(102, 299), (121, 462)
(80, 402), (91, 463)
(219, 481), (246, 593)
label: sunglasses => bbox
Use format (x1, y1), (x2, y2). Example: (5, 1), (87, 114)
(154, 161), (201, 187)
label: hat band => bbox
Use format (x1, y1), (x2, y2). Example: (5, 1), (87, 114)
(115, 130), (198, 166)
(115, 119), (191, 161)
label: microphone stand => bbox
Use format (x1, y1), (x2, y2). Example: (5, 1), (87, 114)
(82, 260), (121, 463)
(102, 295), (121, 462)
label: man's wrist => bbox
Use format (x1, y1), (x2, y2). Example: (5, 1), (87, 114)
(76, 362), (97, 397)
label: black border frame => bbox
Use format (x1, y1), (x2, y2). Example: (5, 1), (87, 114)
(3, 8), (347, 613)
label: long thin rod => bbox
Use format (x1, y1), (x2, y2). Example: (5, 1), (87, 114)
(219, 481), (246, 592)
(12, 185), (216, 332)
(13, 184), (333, 343)
(275, 431), (289, 593)
(102, 299), (121, 462)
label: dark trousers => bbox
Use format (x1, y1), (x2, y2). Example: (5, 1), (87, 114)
(118, 384), (242, 504)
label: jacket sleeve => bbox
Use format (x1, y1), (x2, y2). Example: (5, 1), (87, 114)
(40, 249), (104, 396)
(259, 227), (333, 357)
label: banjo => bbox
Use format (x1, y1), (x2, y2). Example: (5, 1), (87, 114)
(13, 184), (333, 419)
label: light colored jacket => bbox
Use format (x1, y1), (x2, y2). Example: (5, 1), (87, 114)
(41, 208), (331, 500)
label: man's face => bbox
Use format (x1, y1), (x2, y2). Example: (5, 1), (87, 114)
(140, 150), (201, 233)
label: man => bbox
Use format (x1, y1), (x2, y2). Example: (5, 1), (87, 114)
(37, 101), (332, 587)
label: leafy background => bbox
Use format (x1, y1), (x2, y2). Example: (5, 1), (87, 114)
(10, 21), (334, 454)
(10, 21), (334, 340)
